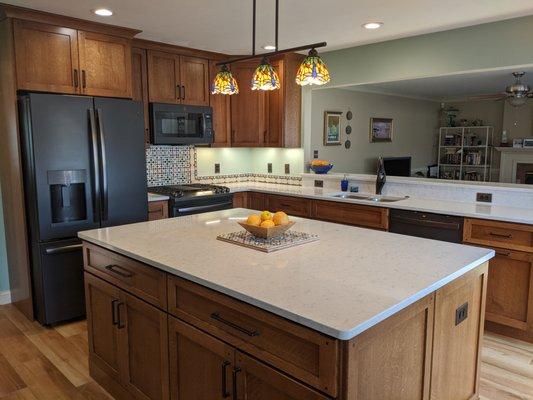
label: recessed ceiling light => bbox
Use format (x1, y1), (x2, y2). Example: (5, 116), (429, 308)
(93, 8), (114, 16)
(362, 22), (383, 30)
(262, 45), (276, 50)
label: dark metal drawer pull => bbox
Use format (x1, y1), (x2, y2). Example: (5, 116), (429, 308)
(45, 243), (83, 255)
(104, 264), (134, 278)
(496, 250), (511, 257)
(489, 232), (513, 239)
(111, 299), (119, 325)
(211, 312), (259, 337)
(117, 302), (125, 329)
(232, 368), (241, 400)
(221, 361), (231, 398)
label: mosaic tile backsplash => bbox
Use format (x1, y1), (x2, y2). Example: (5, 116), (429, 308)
(146, 146), (193, 186)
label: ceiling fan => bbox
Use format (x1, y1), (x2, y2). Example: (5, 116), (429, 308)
(468, 71), (533, 106)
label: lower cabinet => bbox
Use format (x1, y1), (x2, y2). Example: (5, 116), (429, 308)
(168, 316), (329, 400)
(148, 200), (169, 221)
(85, 272), (169, 400)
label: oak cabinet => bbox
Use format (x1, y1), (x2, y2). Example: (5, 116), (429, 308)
(13, 20), (79, 94)
(85, 272), (169, 400)
(232, 192), (248, 208)
(266, 194), (311, 218)
(147, 50), (209, 106)
(230, 61), (266, 147)
(248, 191), (267, 211)
(132, 48), (150, 146)
(148, 200), (169, 221)
(209, 60), (232, 147)
(311, 200), (389, 230)
(13, 20), (132, 98)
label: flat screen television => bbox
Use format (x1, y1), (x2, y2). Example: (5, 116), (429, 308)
(382, 157), (411, 177)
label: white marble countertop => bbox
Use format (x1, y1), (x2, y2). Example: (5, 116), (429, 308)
(225, 182), (533, 225)
(148, 192), (169, 202)
(79, 208), (493, 340)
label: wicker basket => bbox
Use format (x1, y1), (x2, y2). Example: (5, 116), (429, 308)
(237, 221), (295, 239)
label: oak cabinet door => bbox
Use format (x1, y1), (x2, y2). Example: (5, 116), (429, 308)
(209, 60), (232, 146)
(180, 56), (209, 106)
(265, 60), (283, 147)
(132, 48), (150, 146)
(148, 50), (180, 104)
(230, 62), (266, 147)
(14, 20), (79, 94)
(248, 192), (266, 211)
(84, 272), (122, 381)
(78, 31), (132, 98)
(485, 249), (533, 331)
(234, 351), (329, 400)
(169, 317), (234, 400)
(119, 292), (169, 400)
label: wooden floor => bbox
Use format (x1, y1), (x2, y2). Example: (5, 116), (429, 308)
(0, 304), (532, 399)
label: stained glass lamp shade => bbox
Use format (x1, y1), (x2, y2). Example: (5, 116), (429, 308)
(296, 48), (330, 86)
(211, 65), (239, 95)
(251, 58), (280, 91)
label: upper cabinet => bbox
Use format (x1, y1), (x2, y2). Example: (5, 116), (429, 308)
(131, 48), (150, 146)
(209, 60), (232, 147)
(13, 20), (132, 98)
(147, 50), (209, 106)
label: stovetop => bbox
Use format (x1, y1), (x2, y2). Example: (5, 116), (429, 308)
(148, 183), (231, 199)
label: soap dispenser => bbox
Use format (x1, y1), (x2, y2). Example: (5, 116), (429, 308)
(376, 157), (386, 195)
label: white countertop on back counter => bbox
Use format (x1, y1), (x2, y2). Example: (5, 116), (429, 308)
(224, 182), (533, 225)
(148, 193), (169, 202)
(79, 208), (494, 340)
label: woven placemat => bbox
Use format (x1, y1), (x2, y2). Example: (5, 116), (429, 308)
(217, 230), (319, 253)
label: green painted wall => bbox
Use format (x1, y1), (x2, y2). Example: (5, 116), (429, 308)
(0, 184), (9, 292)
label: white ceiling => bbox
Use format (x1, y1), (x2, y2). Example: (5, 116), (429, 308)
(3, 0), (533, 54)
(344, 66), (533, 101)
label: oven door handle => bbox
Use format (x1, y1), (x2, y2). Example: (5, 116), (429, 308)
(176, 202), (233, 214)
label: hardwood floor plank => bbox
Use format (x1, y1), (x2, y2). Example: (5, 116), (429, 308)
(0, 352), (26, 397)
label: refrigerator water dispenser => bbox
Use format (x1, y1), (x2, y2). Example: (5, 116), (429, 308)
(48, 170), (87, 223)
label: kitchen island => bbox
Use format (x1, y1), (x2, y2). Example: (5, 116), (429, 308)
(79, 209), (494, 400)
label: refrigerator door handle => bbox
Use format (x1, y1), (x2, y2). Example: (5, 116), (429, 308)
(45, 243), (83, 255)
(96, 108), (109, 221)
(89, 109), (101, 223)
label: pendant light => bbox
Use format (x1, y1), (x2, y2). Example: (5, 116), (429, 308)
(213, 0), (330, 94)
(252, 57), (280, 91)
(211, 64), (239, 95)
(295, 48), (331, 86)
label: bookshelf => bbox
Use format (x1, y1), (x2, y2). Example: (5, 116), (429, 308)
(438, 126), (493, 181)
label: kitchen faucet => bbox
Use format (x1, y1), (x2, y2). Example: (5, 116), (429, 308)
(376, 157), (386, 195)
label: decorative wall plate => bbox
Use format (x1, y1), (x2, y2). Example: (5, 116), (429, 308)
(346, 111), (353, 120)
(345, 125), (352, 134)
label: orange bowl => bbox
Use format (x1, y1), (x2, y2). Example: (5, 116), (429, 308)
(238, 221), (295, 239)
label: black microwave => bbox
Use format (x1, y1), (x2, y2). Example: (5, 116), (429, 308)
(150, 103), (213, 145)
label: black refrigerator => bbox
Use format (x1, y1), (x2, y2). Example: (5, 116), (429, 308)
(18, 92), (148, 325)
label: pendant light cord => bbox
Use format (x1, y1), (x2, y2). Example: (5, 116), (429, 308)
(252, 0), (256, 56)
(275, 0), (279, 51)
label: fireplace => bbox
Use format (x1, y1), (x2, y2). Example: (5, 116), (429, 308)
(516, 163), (533, 185)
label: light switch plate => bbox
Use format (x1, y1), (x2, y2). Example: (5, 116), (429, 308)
(267, 163), (273, 173)
(214, 163), (220, 174)
(285, 164), (290, 174)
(476, 193), (492, 203)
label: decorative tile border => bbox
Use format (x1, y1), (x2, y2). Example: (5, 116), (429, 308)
(146, 145), (193, 186)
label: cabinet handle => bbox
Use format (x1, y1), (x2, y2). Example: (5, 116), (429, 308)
(221, 361), (231, 398)
(496, 250), (511, 257)
(176, 85), (181, 99)
(111, 299), (119, 325)
(117, 302), (125, 329)
(182, 85), (186, 100)
(105, 264), (134, 278)
(73, 69), (79, 88)
(81, 70), (87, 88)
(232, 368), (241, 400)
(211, 312), (259, 337)
(489, 231), (512, 239)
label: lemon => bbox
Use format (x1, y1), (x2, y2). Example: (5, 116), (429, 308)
(260, 211), (272, 221)
(260, 220), (275, 228)
(272, 211), (289, 226)
(246, 214), (261, 226)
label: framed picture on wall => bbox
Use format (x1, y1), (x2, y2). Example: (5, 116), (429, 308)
(324, 111), (342, 145)
(369, 117), (393, 142)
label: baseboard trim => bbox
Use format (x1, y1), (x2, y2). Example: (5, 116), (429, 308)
(0, 290), (12, 305)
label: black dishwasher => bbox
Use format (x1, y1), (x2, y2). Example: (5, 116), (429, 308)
(389, 209), (464, 243)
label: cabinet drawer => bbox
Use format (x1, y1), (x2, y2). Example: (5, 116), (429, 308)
(464, 218), (533, 252)
(266, 194), (311, 218)
(311, 200), (389, 230)
(83, 242), (167, 309)
(167, 276), (339, 397)
(148, 200), (169, 220)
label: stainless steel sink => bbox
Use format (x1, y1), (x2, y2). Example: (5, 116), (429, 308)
(331, 193), (409, 203)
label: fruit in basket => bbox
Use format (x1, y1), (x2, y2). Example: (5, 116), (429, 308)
(260, 210), (272, 221)
(310, 159), (331, 167)
(246, 214), (262, 226)
(272, 211), (289, 226)
(260, 220), (275, 228)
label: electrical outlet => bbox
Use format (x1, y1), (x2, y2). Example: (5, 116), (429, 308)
(267, 163), (273, 173)
(314, 180), (323, 188)
(476, 193), (492, 203)
(214, 163), (220, 174)
(455, 302), (468, 326)
(285, 164), (290, 174)
(313, 150), (319, 159)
